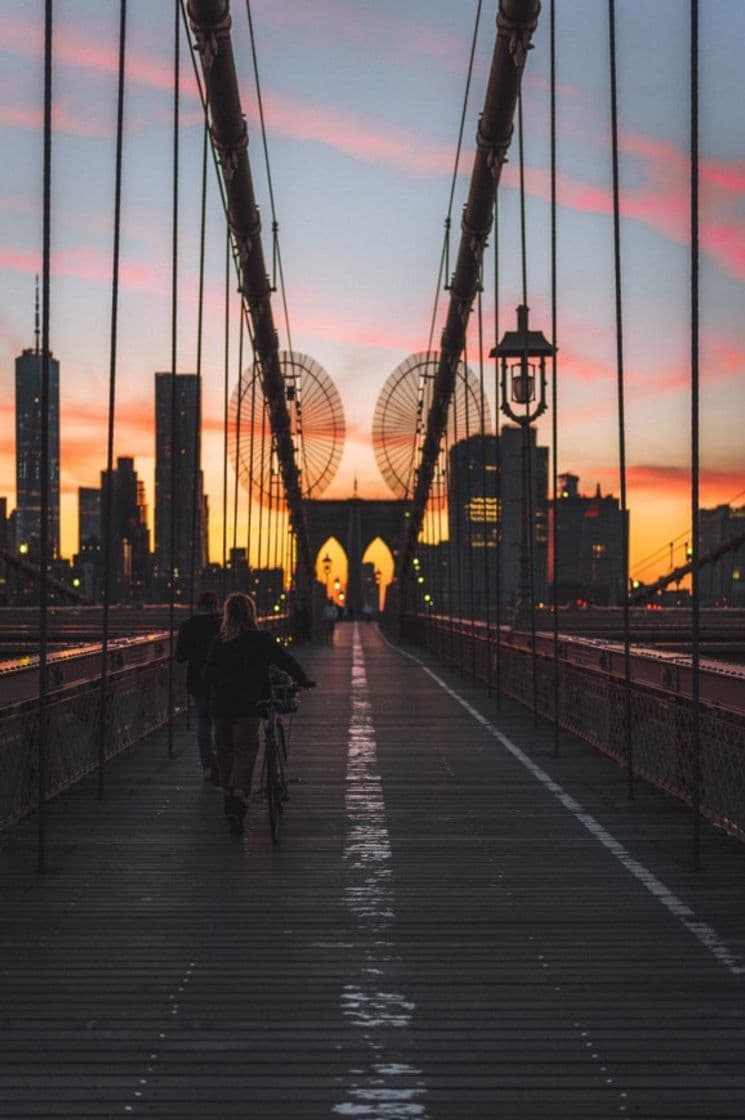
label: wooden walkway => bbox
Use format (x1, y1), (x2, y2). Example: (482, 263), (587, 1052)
(1, 622), (744, 1118)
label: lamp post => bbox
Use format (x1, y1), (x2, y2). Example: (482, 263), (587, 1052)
(374, 568), (381, 614)
(333, 576), (341, 605)
(491, 304), (555, 630)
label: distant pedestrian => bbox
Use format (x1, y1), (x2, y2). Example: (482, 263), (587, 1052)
(175, 590), (221, 782)
(204, 592), (314, 835)
(322, 598), (337, 644)
(292, 596), (312, 643)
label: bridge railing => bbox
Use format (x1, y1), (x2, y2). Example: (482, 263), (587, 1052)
(0, 615), (292, 830)
(399, 613), (745, 842)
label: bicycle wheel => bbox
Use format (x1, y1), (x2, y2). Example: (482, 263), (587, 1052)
(278, 719), (288, 765)
(266, 732), (282, 843)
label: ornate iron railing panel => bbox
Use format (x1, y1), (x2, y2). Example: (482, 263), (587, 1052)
(400, 615), (745, 841)
(0, 656), (183, 831)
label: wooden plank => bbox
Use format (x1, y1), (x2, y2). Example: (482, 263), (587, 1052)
(0, 622), (743, 1118)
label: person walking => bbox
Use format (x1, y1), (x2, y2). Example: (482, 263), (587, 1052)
(174, 589), (221, 782)
(203, 592), (314, 835)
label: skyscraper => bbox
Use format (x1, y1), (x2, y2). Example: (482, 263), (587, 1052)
(15, 285), (60, 559)
(78, 487), (101, 551)
(154, 372), (204, 593)
(551, 473), (625, 605)
(100, 457), (151, 599)
(447, 427), (548, 613)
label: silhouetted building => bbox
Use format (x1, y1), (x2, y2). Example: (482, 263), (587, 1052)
(447, 428), (548, 614)
(229, 547), (251, 592)
(551, 473), (625, 605)
(101, 457), (151, 599)
(78, 487), (101, 551)
(699, 504), (745, 606)
(15, 293), (60, 558)
(154, 372), (205, 595)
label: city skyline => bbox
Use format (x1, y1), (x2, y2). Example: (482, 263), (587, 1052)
(0, 1), (743, 572)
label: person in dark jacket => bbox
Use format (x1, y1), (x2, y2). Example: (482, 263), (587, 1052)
(203, 592), (314, 834)
(174, 590), (221, 780)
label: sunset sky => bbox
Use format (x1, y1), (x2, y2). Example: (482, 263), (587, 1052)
(1, 0), (743, 585)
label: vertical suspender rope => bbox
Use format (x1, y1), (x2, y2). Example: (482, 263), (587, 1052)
(37, 0), (53, 872)
(550, 0), (560, 755)
(517, 91), (539, 722)
(690, 0), (702, 869)
(608, 0), (633, 797)
(451, 372), (465, 671)
(462, 342), (477, 680)
(246, 357), (257, 570)
(443, 435), (456, 664)
(233, 308), (245, 553)
(188, 119), (209, 617)
(437, 456), (447, 657)
(493, 195), (502, 710)
(477, 280), (492, 693)
(256, 399), (267, 615)
(167, 0), (180, 761)
(98, 0), (127, 798)
(221, 229), (230, 601)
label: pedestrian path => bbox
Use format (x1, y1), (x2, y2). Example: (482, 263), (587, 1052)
(1, 622), (744, 1118)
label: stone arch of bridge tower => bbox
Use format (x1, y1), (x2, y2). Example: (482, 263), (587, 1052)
(302, 498), (409, 617)
(361, 536), (395, 611)
(314, 536), (348, 602)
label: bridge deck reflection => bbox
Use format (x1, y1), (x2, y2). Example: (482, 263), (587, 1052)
(1, 622), (744, 1117)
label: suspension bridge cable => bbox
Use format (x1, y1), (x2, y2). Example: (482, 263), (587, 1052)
(462, 340), (477, 681)
(222, 229), (230, 599)
(608, 0), (633, 797)
(256, 397), (267, 613)
(37, 0), (53, 873)
(401, 0), (481, 506)
(244, 0), (309, 512)
(246, 358), (257, 567)
(549, 0), (560, 756)
(167, 0), (181, 762)
(233, 307), (245, 553)
(244, 0), (293, 353)
(477, 278), (492, 693)
(516, 88), (538, 724)
(98, 0), (127, 800)
(493, 194), (502, 710)
(630, 486), (745, 580)
(690, 0), (702, 868)
(188, 119), (209, 617)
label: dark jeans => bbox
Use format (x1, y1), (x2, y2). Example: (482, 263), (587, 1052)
(192, 692), (214, 770)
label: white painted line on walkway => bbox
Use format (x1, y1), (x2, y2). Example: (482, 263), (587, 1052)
(384, 632), (744, 978)
(334, 624), (430, 1118)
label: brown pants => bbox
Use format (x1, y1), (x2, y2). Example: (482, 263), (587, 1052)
(214, 717), (261, 797)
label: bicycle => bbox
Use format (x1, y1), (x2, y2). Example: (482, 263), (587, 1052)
(256, 676), (298, 843)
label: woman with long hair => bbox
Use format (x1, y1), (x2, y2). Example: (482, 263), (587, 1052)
(204, 592), (313, 834)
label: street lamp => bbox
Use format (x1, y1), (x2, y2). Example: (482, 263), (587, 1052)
(322, 552), (332, 596)
(491, 304), (555, 630)
(333, 576), (341, 604)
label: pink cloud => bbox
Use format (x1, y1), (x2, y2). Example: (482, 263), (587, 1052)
(506, 160), (745, 283)
(0, 247), (160, 290)
(0, 100), (114, 140)
(0, 12), (198, 99)
(258, 90), (454, 178)
(254, 1), (464, 66)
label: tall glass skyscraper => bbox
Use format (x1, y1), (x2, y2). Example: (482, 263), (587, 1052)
(15, 320), (60, 559)
(154, 372), (204, 592)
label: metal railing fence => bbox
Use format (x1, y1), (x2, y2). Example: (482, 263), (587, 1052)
(399, 614), (745, 841)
